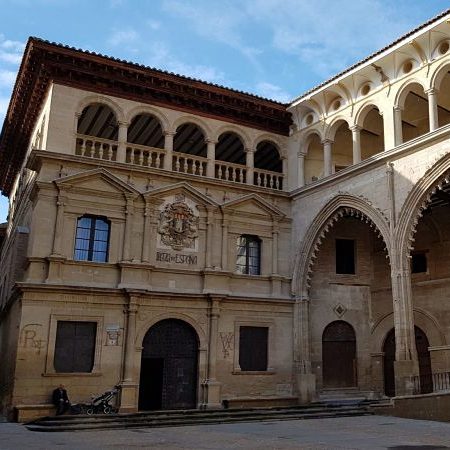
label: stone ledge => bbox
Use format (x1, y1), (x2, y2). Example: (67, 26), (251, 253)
(14, 404), (56, 422)
(223, 396), (297, 409)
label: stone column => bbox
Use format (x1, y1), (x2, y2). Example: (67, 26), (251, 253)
(294, 296), (316, 403)
(51, 192), (66, 256)
(271, 223), (279, 275)
(141, 201), (151, 263)
(205, 206), (214, 269)
(350, 125), (362, 164)
(117, 121), (128, 163)
(119, 296), (139, 413)
(390, 257), (419, 395)
(221, 217), (229, 270)
(322, 139), (333, 176)
(206, 139), (216, 178)
(426, 88), (439, 132)
(282, 157), (288, 191)
(393, 106), (403, 146)
(122, 196), (134, 262)
(245, 148), (254, 185)
(203, 296), (222, 408)
(297, 152), (305, 187)
(163, 131), (175, 171)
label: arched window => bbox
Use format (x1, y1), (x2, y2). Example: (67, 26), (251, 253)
(77, 103), (118, 140)
(236, 235), (261, 275)
(173, 123), (206, 156)
(127, 114), (164, 148)
(254, 141), (282, 172)
(74, 216), (110, 262)
(216, 132), (245, 164)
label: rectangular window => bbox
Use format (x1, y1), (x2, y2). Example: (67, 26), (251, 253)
(74, 216), (110, 262)
(336, 239), (355, 274)
(236, 235), (261, 275)
(411, 251), (427, 274)
(239, 326), (268, 371)
(54, 321), (97, 373)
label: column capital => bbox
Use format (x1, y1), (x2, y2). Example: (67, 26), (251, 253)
(117, 121), (129, 127)
(297, 151), (306, 159)
(425, 87), (439, 96)
(205, 138), (217, 145)
(393, 105), (403, 113)
(244, 147), (255, 153)
(163, 130), (176, 137)
(350, 124), (362, 132)
(321, 138), (334, 145)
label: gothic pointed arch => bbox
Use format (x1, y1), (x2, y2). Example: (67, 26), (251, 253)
(396, 151), (450, 260)
(292, 194), (391, 298)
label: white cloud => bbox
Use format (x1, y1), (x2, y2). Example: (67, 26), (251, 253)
(108, 29), (139, 47)
(147, 19), (161, 31)
(247, 0), (410, 77)
(254, 81), (292, 102)
(0, 36), (25, 65)
(0, 70), (16, 87)
(0, 96), (11, 125)
(161, 0), (262, 69)
(145, 41), (225, 84)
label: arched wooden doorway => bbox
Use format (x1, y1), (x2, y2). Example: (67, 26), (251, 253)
(383, 326), (432, 397)
(322, 321), (357, 387)
(139, 319), (199, 410)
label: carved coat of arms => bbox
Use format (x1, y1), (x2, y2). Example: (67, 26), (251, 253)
(158, 201), (199, 250)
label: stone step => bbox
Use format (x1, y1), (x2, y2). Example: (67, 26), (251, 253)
(26, 404), (373, 432)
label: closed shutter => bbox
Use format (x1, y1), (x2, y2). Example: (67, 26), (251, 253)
(239, 326), (268, 371)
(54, 321), (97, 373)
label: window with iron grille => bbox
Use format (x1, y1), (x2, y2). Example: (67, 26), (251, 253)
(74, 216), (110, 262)
(54, 321), (97, 373)
(236, 235), (261, 275)
(239, 326), (268, 371)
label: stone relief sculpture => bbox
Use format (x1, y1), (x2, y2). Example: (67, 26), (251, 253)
(157, 200), (199, 251)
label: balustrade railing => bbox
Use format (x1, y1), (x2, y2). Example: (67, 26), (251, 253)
(74, 136), (284, 190)
(254, 168), (283, 190)
(126, 144), (165, 169)
(215, 161), (246, 183)
(412, 370), (450, 395)
(76, 135), (117, 161)
(172, 153), (207, 176)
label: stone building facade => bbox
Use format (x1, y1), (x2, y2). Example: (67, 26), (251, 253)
(2, 10), (450, 421)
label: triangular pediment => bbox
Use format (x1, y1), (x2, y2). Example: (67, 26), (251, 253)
(143, 182), (219, 207)
(222, 194), (286, 219)
(54, 168), (140, 197)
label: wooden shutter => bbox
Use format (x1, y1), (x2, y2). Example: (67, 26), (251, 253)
(54, 321), (97, 373)
(239, 326), (268, 371)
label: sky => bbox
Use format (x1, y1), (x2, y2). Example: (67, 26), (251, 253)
(0, 0), (449, 221)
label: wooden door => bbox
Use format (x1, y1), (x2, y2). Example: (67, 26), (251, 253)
(322, 321), (357, 388)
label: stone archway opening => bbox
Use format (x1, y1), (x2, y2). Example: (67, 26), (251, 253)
(139, 319), (199, 410)
(383, 327), (432, 397)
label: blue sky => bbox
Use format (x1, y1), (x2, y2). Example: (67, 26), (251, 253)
(0, 0), (449, 221)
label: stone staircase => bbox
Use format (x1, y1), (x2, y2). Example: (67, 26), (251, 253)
(25, 402), (381, 432)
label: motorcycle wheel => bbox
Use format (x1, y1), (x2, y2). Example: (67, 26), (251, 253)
(103, 405), (112, 414)
(86, 408), (94, 415)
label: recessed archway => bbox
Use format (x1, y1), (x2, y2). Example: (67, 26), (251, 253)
(139, 319), (199, 410)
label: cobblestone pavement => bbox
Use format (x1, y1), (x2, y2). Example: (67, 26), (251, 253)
(2, 415), (450, 449)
